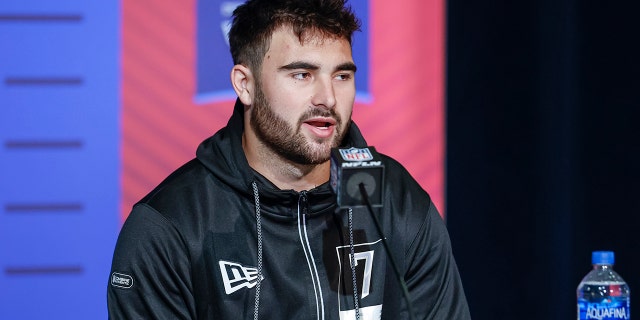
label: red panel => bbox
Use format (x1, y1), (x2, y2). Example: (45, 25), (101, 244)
(121, 0), (445, 220)
(121, 0), (232, 219)
(360, 0), (445, 214)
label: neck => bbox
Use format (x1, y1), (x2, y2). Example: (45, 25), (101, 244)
(242, 132), (330, 192)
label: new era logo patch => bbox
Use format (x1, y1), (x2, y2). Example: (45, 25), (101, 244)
(219, 260), (262, 294)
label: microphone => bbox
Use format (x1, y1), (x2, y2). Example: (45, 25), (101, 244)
(330, 147), (416, 320)
(330, 146), (385, 208)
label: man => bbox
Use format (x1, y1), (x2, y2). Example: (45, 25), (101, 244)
(107, 0), (471, 319)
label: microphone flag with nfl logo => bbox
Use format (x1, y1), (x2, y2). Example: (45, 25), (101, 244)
(330, 147), (385, 208)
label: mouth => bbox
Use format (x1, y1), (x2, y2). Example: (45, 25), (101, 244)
(305, 120), (333, 128)
(302, 117), (337, 137)
(304, 117), (336, 129)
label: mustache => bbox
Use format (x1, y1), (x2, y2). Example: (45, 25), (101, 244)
(299, 107), (341, 123)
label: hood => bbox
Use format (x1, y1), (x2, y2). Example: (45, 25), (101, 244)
(195, 99), (369, 212)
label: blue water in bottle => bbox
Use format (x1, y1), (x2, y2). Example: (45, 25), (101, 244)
(577, 251), (630, 320)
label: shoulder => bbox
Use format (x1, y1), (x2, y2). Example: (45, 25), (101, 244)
(136, 159), (222, 216)
(140, 159), (210, 203)
(379, 153), (432, 205)
(128, 159), (224, 235)
(377, 152), (444, 241)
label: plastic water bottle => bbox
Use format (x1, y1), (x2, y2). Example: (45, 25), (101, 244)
(577, 251), (630, 320)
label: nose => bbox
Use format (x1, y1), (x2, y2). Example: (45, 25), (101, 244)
(310, 76), (337, 109)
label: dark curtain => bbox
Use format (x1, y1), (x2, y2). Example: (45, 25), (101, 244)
(446, 0), (640, 319)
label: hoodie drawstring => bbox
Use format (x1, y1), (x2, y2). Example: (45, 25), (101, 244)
(252, 181), (263, 320)
(348, 208), (361, 320)
(251, 182), (360, 320)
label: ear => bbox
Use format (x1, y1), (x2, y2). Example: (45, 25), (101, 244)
(231, 64), (255, 106)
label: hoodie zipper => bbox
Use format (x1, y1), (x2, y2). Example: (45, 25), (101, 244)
(297, 191), (325, 320)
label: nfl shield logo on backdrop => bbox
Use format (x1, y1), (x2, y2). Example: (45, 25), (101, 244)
(195, 0), (372, 104)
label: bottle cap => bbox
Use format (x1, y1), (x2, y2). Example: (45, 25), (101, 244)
(592, 251), (615, 265)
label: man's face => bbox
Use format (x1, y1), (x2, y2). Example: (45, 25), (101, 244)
(249, 27), (356, 165)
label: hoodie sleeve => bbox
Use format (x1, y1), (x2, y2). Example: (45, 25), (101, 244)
(107, 203), (195, 319)
(405, 202), (471, 320)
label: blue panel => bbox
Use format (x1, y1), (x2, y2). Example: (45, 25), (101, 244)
(0, 0), (120, 319)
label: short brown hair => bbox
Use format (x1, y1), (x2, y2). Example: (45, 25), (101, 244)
(228, 0), (361, 74)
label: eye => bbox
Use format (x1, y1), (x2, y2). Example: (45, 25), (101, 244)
(292, 72), (311, 80)
(335, 73), (353, 81)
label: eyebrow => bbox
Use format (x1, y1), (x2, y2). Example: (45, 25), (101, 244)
(278, 61), (357, 73)
(335, 62), (357, 73)
(279, 61), (318, 71)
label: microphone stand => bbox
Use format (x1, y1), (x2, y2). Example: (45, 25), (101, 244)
(358, 183), (416, 320)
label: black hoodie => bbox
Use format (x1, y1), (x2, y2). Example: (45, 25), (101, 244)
(108, 99), (471, 319)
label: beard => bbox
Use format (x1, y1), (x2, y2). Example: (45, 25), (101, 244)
(249, 84), (349, 165)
